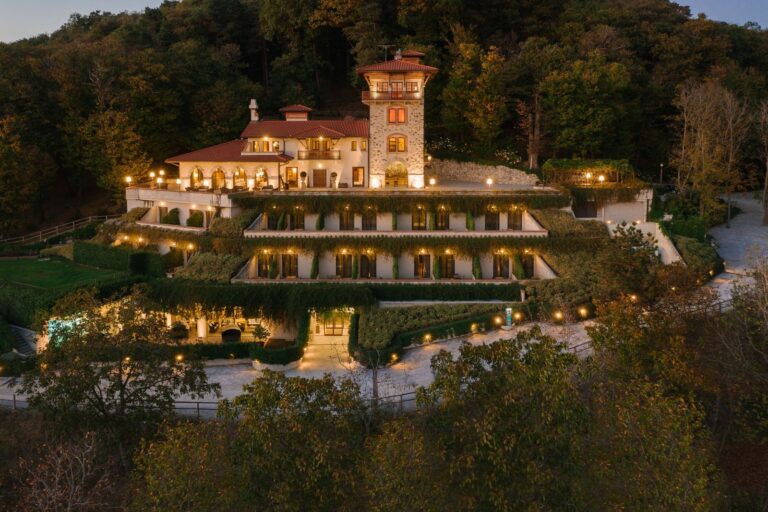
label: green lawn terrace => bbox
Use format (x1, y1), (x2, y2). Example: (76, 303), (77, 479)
(0, 258), (124, 290)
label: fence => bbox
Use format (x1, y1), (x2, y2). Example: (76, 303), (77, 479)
(1, 215), (119, 245)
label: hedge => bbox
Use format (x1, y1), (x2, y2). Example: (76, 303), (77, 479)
(231, 190), (571, 215)
(671, 235), (724, 279)
(367, 282), (521, 302)
(0, 275), (144, 327)
(187, 210), (204, 227)
(251, 312), (310, 365)
(0, 316), (16, 354)
(72, 241), (164, 277)
(162, 208), (180, 225)
(179, 341), (259, 360)
(661, 216), (708, 242)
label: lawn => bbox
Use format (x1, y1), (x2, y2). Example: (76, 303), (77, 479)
(0, 258), (125, 290)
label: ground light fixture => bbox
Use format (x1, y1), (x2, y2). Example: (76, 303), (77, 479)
(553, 311), (564, 321)
(578, 307), (589, 318)
(513, 312), (523, 322)
(485, 177), (494, 187)
(125, 176), (132, 184)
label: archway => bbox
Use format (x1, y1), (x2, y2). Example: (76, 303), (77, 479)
(385, 162), (408, 188)
(212, 169), (226, 190)
(233, 168), (246, 189)
(190, 168), (203, 189)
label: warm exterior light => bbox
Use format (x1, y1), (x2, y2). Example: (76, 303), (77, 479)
(485, 177), (494, 186)
(176, 178), (182, 185)
(629, 294), (638, 302)
(169, 241), (176, 247)
(123, 356), (131, 363)
(157, 177), (163, 184)
(585, 172), (592, 179)
(513, 312), (523, 322)
(412, 177), (424, 189)
(149, 171), (156, 179)
(125, 176), (132, 184)
(123, 235), (129, 240)
(203, 179), (211, 187)
(159, 170), (165, 176)
(578, 307), (589, 318)
(598, 175), (606, 183)
(159, 201), (166, 206)
(709, 269), (715, 276)
(427, 155), (432, 161)
(494, 316), (502, 325)
(371, 177), (381, 188)
(554, 311), (564, 321)
(428, 177), (437, 186)
(247, 178), (255, 189)
(423, 333), (432, 343)
(187, 243), (195, 250)
(470, 323), (479, 333)
(390, 353), (398, 363)
(444, 249), (451, 254)
(419, 248), (426, 255)
(175, 354), (184, 362)
(207, 206), (214, 211)
(137, 237), (144, 243)
(341, 249), (347, 255)
(191, 204), (197, 209)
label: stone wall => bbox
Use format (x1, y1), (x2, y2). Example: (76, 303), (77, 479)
(427, 158), (538, 186)
(368, 100), (425, 185)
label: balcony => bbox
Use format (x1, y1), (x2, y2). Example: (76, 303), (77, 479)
(297, 150), (341, 160)
(362, 91), (421, 101)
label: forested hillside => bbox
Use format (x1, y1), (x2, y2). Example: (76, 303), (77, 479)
(1, 0), (767, 233)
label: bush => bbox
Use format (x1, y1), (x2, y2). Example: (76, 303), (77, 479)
(530, 209), (608, 237)
(40, 243), (74, 260)
(662, 216), (708, 242)
(175, 253), (246, 283)
(251, 312), (309, 365)
(162, 248), (184, 270)
(358, 304), (502, 349)
(169, 322), (189, 341)
(161, 208), (180, 225)
(187, 211), (204, 228)
(72, 241), (164, 277)
(45, 222), (102, 245)
(0, 316), (16, 354)
(123, 207), (150, 223)
(368, 283), (521, 302)
(671, 235), (724, 279)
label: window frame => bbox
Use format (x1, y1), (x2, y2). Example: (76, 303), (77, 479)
(336, 254), (353, 278)
(352, 167), (365, 187)
(388, 136), (407, 153)
(281, 254), (298, 278)
(412, 209), (427, 231)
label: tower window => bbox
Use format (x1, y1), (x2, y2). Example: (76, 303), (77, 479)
(388, 136), (407, 152)
(388, 107), (407, 124)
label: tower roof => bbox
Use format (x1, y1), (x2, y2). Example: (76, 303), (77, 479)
(356, 59), (438, 74)
(279, 104), (314, 112)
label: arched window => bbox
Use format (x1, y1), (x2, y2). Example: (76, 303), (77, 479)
(387, 135), (407, 152)
(212, 169), (226, 190)
(384, 162), (408, 188)
(233, 168), (246, 189)
(255, 168), (268, 188)
(362, 210), (377, 231)
(190, 168), (203, 189)
(360, 254), (376, 278)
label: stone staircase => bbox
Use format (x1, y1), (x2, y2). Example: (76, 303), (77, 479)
(9, 326), (36, 357)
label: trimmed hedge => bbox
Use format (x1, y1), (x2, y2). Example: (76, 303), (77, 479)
(231, 190), (571, 215)
(161, 208), (180, 225)
(0, 316), (16, 354)
(72, 241), (164, 277)
(187, 210), (204, 227)
(671, 235), (724, 279)
(368, 283), (521, 302)
(251, 312), (310, 365)
(180, 342), (259, 360)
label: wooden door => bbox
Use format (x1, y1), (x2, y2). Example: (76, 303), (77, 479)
(312, 168), (327, 188)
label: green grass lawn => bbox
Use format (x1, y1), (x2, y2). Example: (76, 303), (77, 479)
(0, 258), (124, 290)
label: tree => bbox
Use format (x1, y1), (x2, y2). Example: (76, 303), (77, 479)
(218, 372), (368, 511)
(416, 328), (586, 510)
(757, 101), (768, 225)
(19, 290), (220, 435)
(466, 46), (509, 153)
(593, 223), (660, 302)
(541, 53), (631, 158)
(14, 433), (115, 512)
(671, 81), (748, 223)
(576, 379), (717, 510)
(441, 25), (481, 140)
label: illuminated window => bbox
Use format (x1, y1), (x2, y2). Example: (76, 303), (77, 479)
(261, 140), (270, 152)
(351, 140), (357, 151)
(361, 140), (367, 151)
(352, 167), (364, 187)
(388, 107), (407, 124)
(388, 136), (407, 152)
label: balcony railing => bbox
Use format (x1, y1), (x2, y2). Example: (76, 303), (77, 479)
(362, 91), (421, 101)
(297, 150), (341, 160)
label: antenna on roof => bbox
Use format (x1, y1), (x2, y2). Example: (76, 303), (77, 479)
(378, 44), (395, 61)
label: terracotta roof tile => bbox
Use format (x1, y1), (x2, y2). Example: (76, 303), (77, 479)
(165, 140), (293, 163)
(357, 59), (438, 74)
(241, 119), (369, 138)
(279, 104), (313, 112)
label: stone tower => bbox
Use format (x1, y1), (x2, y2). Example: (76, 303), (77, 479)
(358, 49), (438, 188)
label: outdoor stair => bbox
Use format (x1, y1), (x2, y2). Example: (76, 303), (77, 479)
(10, 326), (36, 357)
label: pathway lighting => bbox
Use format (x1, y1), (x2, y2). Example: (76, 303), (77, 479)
(175, 354), (184, 363)
(513, 312), (523, 322)
(176, 178), (182, 185)
(149, 171), (156, 179)
(494, 316), (503, 325)
(125, 176), (132, 184)
(598, 175), (606, 183)
(578, 307), (589, 318)
(423, 333), (432, 343)
(629, 294), (638, 302)
(554, 311), (564, 321)
(428, 177), (437, 186)
(159, 170), (165, 176)
(485, 177), (494, 187)
(187, 243), (195, 250)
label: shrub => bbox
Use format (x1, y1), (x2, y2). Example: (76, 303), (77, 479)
(208, 210), (259, 237)
(187, 211), (204, 228)
(122, 207), (149, 223)
(162, 248), (184, 270)
(40, 243), (74, 260)
(530, 209), (608, 237)
(175, 253), (247, 283)
(169, 322), (189, 340)
(251, 312), (309, 365)
(358, 304), (504, 349)
(72, 241), (164, 277)
(671, 235), (724, 279)
(161, 208), (180, 225)
(0, 316), (15, 354)
(662, 216), (707, 242)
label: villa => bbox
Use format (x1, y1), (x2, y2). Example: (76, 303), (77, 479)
(125, 49), (658, 285)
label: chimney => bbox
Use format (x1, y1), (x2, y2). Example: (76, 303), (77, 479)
(249, 98), (259, 121)
(394, 48), (402, 60)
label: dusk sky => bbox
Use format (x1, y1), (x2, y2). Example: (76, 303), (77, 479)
(0, 0), (766, 43)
